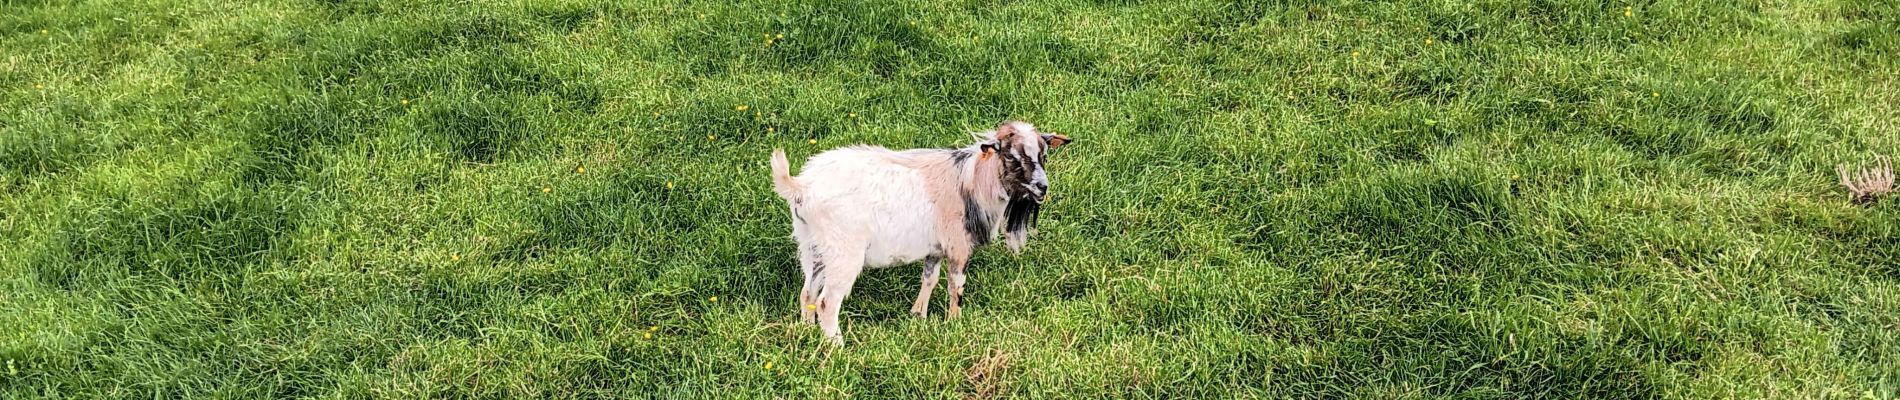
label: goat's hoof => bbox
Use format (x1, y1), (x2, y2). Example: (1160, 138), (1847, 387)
(825, 336), (845, 346)
(910, 310), (928, 318)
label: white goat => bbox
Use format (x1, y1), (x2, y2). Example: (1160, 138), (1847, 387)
(769, 121), (1071, 345)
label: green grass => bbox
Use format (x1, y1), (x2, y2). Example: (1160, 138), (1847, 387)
(3, 0), (1898, 397)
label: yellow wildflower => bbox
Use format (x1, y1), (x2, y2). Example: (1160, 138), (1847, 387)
(709, 296), (719, 302)
(643, 332), (652, 339)
(1424, 38), (1433, 45)
(576, 166), (586, 174)
(808, 139), (817, 145)
(764, 362), (774, 370)
(848, 112), (857, 118)
(400, 99), (409, 105)
(775, 33), (784, 39)
(451, 254), (461, 261)
(35, 84), (43, 90)
(1624, 6), (1633, 17)
(40, 29), (48, 34)
(767, 127), (775, 132)
(1652, 92), (1660, 97)
(667, 181), (674, 190)
(736, 105), (749, 111)
(542, 187), (552, 193)
(707, 134), (716, 141)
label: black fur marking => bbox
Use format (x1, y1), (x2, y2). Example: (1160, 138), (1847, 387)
(807, 245), (825, 282)
(922, 256), (941, 279)
(962, 192), (993, 246)
(997, 149), (1039, 199)
(1005, 197), (1041, 235)
(949, 148), (974, 166)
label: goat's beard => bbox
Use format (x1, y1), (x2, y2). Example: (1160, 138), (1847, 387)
(1003, 196), (1041, 253)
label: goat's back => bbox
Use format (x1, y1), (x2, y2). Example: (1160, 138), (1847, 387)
(787, 146), (949, 268)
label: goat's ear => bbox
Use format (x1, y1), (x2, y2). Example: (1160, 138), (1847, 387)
(1041, 134), (1071, 149)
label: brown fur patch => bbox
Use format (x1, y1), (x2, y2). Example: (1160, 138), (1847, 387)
(963, 151), (1006, 210)
(914, 152), (973, 261)
(994, 121), (1020, 141)
(897, 147), (1006, 263)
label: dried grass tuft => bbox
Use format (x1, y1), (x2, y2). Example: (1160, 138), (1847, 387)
(1838, 155), (1894, 205)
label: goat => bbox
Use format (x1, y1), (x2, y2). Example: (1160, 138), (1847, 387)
(768, 121), (1072, 345)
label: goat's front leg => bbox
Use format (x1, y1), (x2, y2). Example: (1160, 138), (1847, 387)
(910, 256), (943, 317)
(946, 257), (969, 319)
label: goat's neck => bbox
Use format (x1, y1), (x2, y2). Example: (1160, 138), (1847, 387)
(959, 148), (1010, 223)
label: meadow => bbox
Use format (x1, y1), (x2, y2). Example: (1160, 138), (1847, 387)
(2, 0), (1898, 397)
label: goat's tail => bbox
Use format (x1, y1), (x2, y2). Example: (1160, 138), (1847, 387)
(769, 149), (803, 201)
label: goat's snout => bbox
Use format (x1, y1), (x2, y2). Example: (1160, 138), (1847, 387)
(1029, 170), (1049, 200)
(1020, 182), (1048, 201)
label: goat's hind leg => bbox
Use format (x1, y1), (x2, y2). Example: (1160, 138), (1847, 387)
(814, 244), (865, 345)
(910, 256), (943, 317)
(797, 243), (820, 324)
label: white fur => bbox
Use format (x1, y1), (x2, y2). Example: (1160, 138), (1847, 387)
(797, 147), (949, 268)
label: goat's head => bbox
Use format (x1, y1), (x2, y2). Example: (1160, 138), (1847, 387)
(977, 121), (1071, 253)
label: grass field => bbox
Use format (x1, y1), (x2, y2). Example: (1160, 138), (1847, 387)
(3, 0), (1899, 397)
